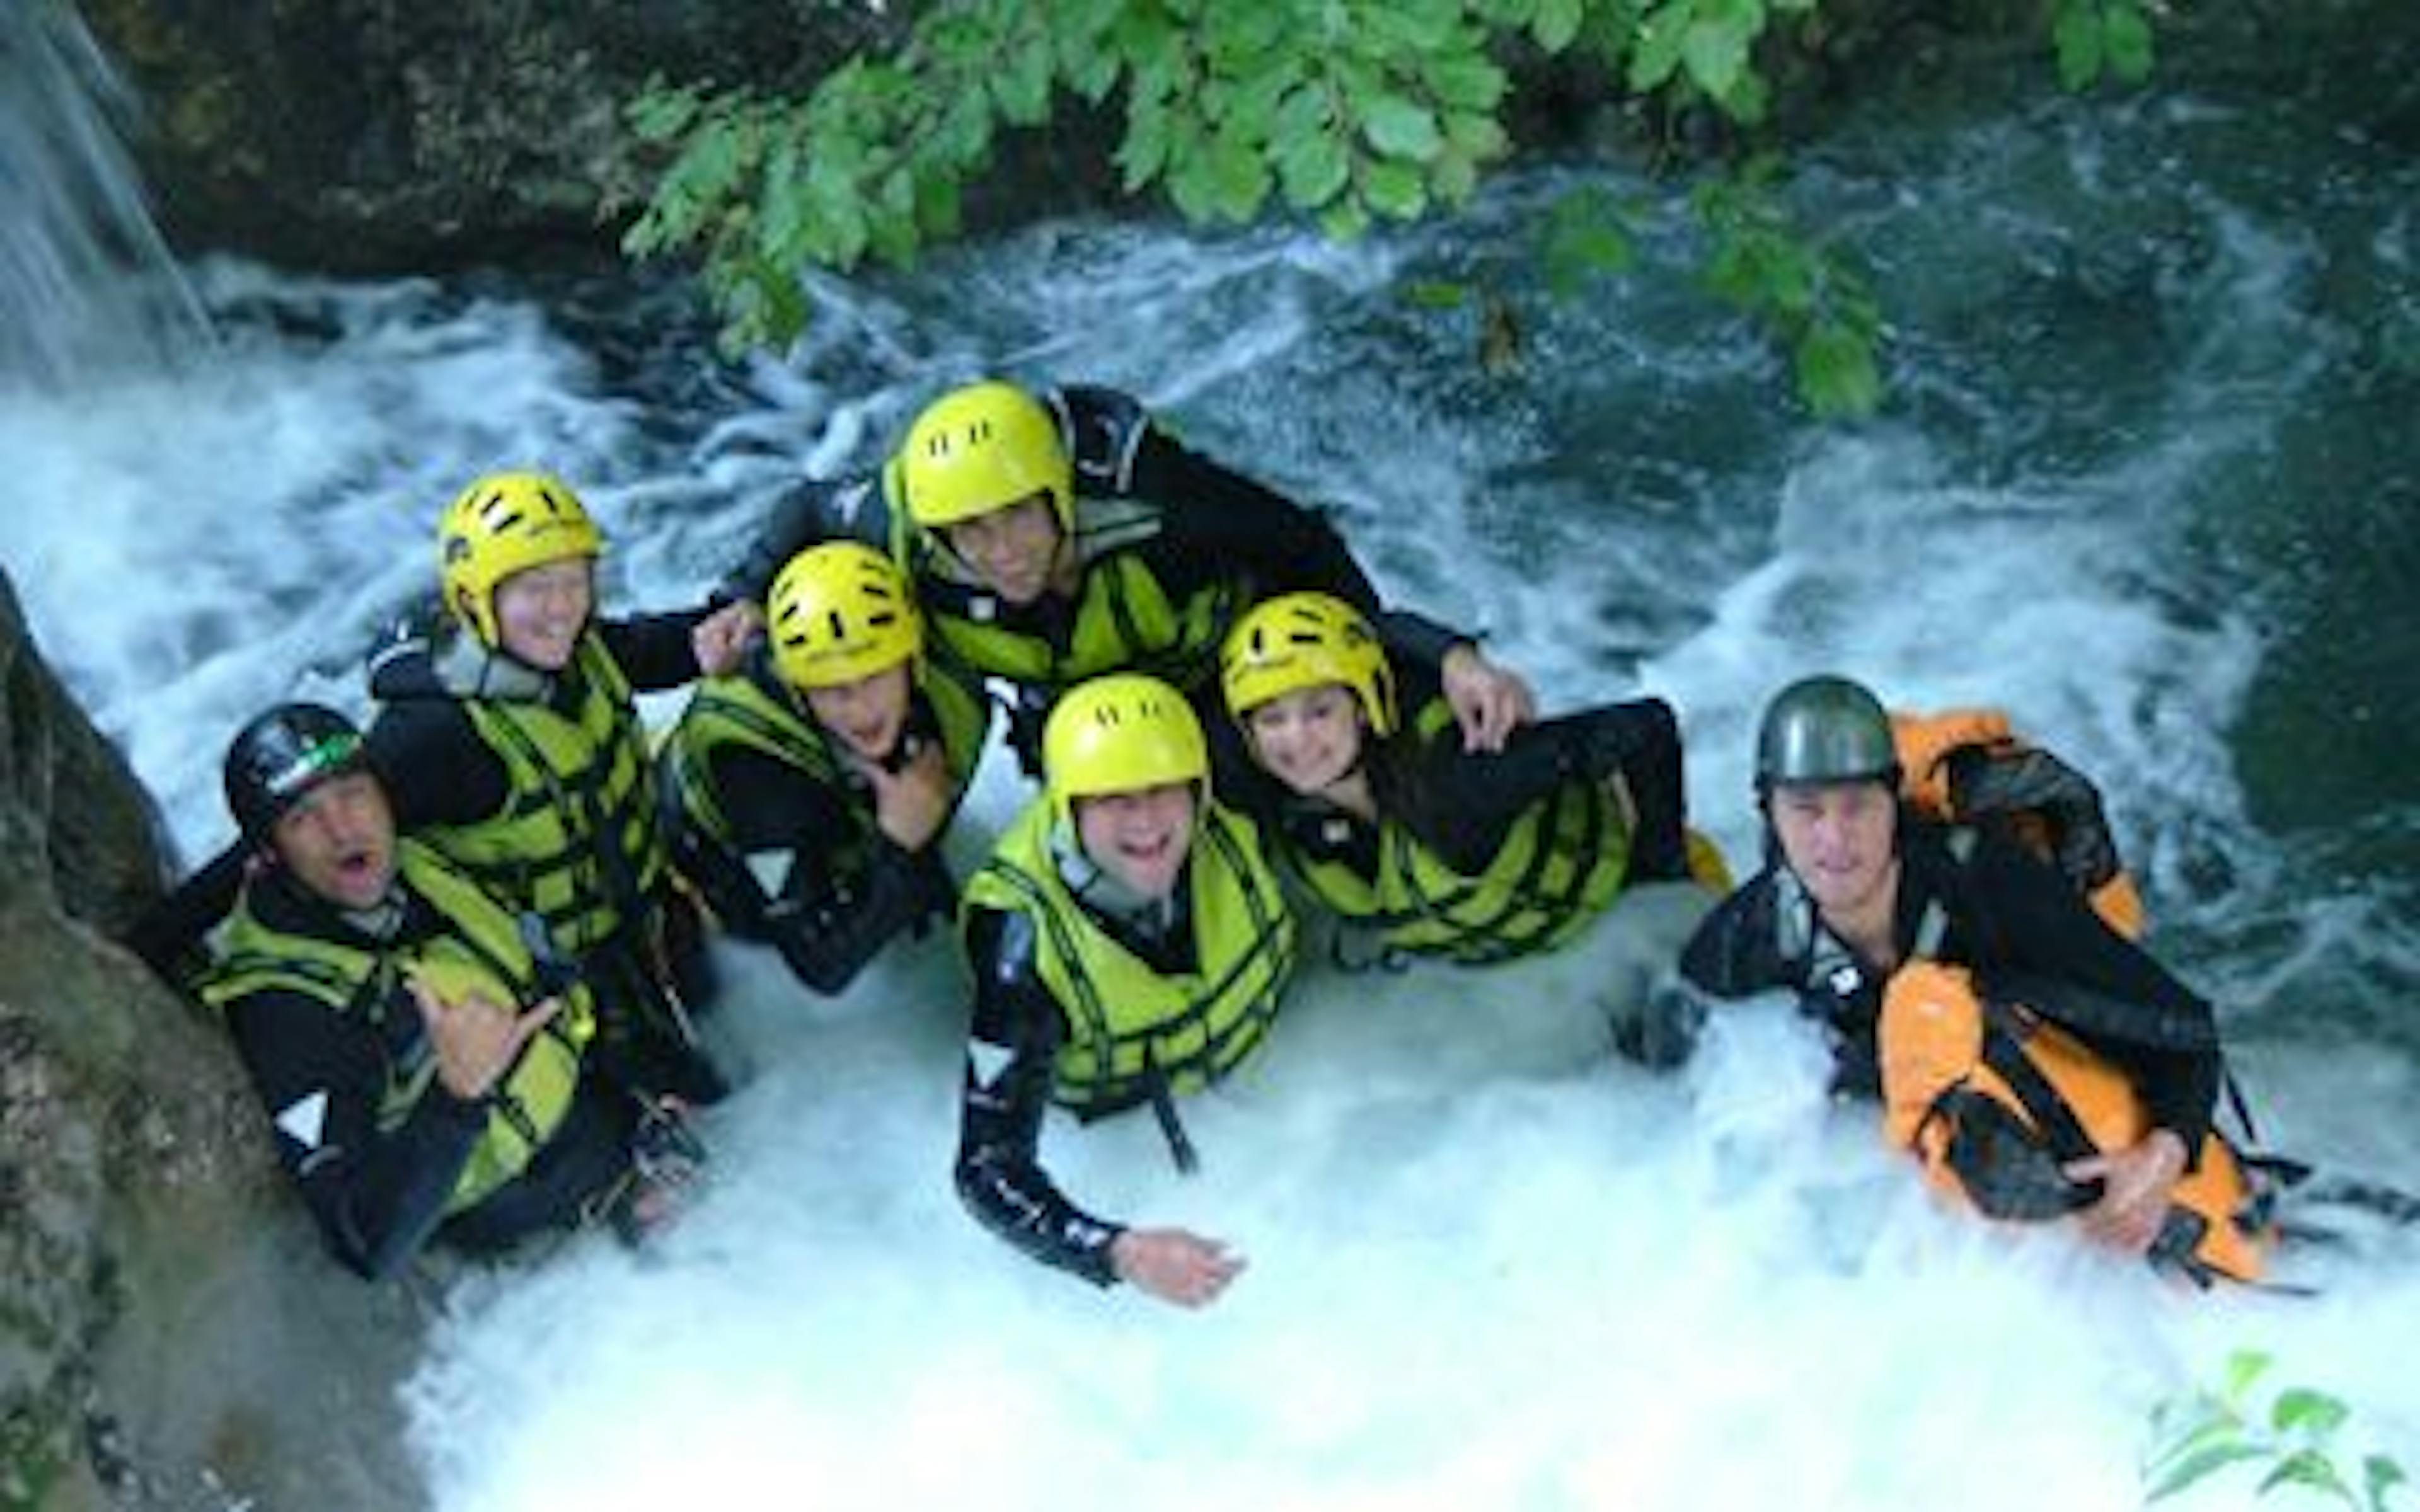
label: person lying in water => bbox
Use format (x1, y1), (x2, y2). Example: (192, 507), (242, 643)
(1672, 674), (2271, 1286)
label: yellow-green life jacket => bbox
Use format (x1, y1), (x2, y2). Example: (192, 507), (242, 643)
(426, 633), (665, 956)
(882, 472), (1238, 696)
(660, 655), (988, 859)
(962, 798), (1297, 1116)
(201, 841), (596, 1215)
(1286, 698), (1632, 964)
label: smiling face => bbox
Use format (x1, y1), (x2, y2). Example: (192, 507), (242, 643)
(489, 558), (594, 671)
(1073, 781), (1198, 900)
(1767, 779), (1900, 925)
(272, 771), (398, 912)
(1243, 682), (1366, 796)
(940, 494), (1065, 606)
(803, 663), (914, 760)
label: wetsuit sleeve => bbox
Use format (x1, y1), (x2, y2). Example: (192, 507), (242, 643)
(1679, 870), (1792, 998)
(1385, 687), (1688, 881)
(952, 906), (1125, 1288)
(222, 985), (488, 1282)
(718, 478), (889, 603)
(596, 612), (711, 692)
(364, 700), (513, 830)
(1129, 423), (1383, 617)
(692, 746), (954, 995)
(1370, 608), (1470, 669)
(1960, 837), (2222, 1154)
(125, 843), (251, 983)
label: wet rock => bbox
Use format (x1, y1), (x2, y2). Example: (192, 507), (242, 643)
(1, 571), (428, 1510)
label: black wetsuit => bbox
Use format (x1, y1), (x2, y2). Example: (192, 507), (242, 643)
(666, 669), (960, 995)
(1680, 815), (2221, 1150)
(1218, 653), (1695, 944)
(725, 384), (1467, 764)
(217, 864), (636, 1281)
(366, 612), (725, 1102)
(952, 898), (1207, 1288)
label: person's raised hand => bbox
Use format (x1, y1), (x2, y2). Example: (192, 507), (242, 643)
(1440, 644), (1538, 753)
(410, 973), (563, 1101)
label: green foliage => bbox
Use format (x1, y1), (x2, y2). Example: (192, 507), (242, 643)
(2143, 1350), (2410, 1510)
(1691, 158), (1880, 417)
(621, 0), (2154, 407)
(2054, 0), (2157, 91)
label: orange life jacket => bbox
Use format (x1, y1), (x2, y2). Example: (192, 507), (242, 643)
(1877, 959), (2274, 1286)
(1891, 707), (2146, 939)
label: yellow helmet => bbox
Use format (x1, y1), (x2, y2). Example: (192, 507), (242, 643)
(1220, 591), (1397, 736)
(439, 471), (604, 646)
(1043, 672), (1207, 828)
(897, 381), (1075, 533)
(765, 542), (923, 690)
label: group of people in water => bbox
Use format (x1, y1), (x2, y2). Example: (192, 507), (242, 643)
(137, 377), (2281, 1304)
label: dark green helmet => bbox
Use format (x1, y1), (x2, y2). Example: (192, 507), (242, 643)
(1754, 675), (1899, 791)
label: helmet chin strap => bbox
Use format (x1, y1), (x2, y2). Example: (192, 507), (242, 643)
(1049, 817), (1179, 936)
(336, 885), (408, 942)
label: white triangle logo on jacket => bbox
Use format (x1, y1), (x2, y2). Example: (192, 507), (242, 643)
(274, 1089), (330, 1150)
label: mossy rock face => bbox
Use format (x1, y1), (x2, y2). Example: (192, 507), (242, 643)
(0, 575), (430, 1509)
(79, 0), (909, 273)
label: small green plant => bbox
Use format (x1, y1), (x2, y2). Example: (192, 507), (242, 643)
(2143, 1349), (2409, 1509)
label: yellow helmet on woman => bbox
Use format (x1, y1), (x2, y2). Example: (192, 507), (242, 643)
(1043, 673), (1207, 828)
(1219, 591), (1398, 737)
(897, 381), (1075, 533)
(766, 542), (923, 690)
(439, 471), (603, 646)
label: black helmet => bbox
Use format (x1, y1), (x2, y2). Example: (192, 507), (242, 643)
(224, 702), (372, 845)
(1754, 675), (1899, 792)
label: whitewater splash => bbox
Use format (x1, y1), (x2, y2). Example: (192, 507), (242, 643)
(4, 38), (2416, 1510)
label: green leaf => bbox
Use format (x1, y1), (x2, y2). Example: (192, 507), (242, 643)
(2143, 1441), (2274, 1502)
(1681, 13), (1754, 100)
(1628, 4), (1689, 91)
(1797, 319), (1882, 419)
(626, 83), (703, 144)
(1361, 94), (1443, 161)
(2053, 0), (2105, 91)
(1533, 0), (1584, 52)
(1207, 128), (1272, 220)
(991, 38), (1055, 125)
(2103, 2), (2155, 83)
(1361, 158), (1429, 219)
(1318, 197), (1371, 241)
(1430, 147), (1478, 205)
(1425, 50), (1509, 112)
(1274, 80), (1334, 139)
(2222, 1351), (2274, 1407)
(1443, 110), (1509, 161)
(1120, 93), (1172, 191)
(2363, 1454), (2408, 1512)
(2272, 1388), (2351, 1440)
(2257, 1448), (2351, 1500)
(1277, 131), (1351, 210)
(1400, 280), (1468, 310)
